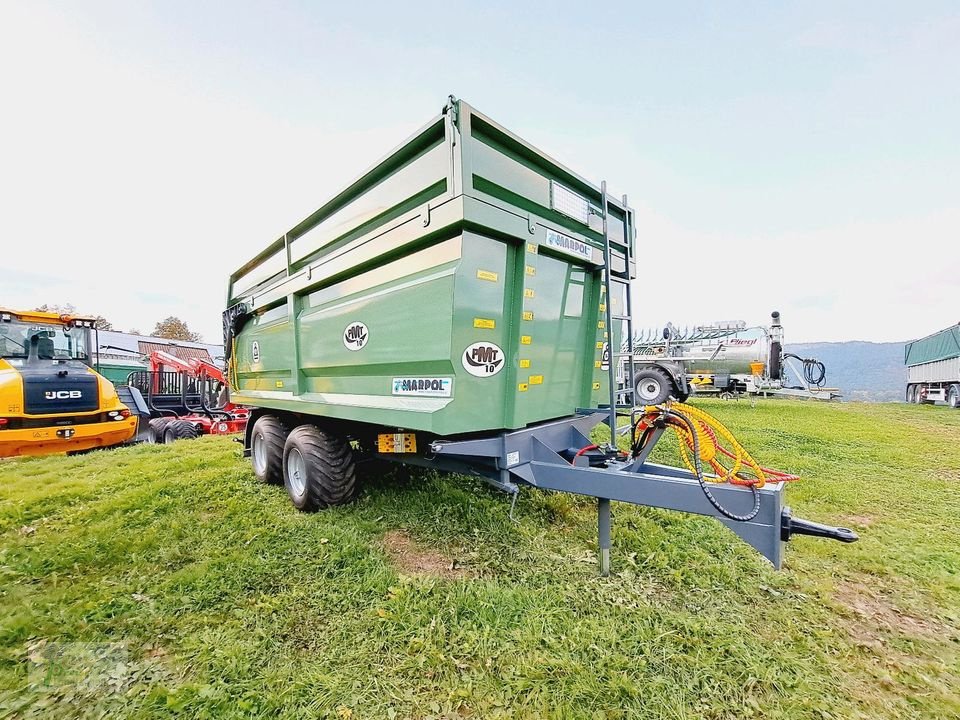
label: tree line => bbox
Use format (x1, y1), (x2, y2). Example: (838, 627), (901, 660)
(34, 304), (203, 342)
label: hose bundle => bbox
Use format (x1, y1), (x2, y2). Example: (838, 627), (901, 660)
(783, 353), (826, 388)
(632, 402), (800, 521)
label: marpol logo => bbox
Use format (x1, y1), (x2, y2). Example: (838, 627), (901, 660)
(462, 342), (504, 378)
(343, 322), (369, 351)
(600, 342), (610, 371)
(251, 341), (260, 363)
(44, 390), (81, 400)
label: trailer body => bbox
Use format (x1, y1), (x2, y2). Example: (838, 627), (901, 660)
(226, 99), (633, 436)
(904, 323), (960, 407)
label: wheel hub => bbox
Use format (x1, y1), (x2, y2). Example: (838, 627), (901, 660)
(252, 433), (267, 474)
(287, 448), (306, 496)
(638, 379), (662, 402)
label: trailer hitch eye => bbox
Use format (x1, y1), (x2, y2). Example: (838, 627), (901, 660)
(781, 507), (859, 544)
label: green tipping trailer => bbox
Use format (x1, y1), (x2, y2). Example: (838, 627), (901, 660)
(224, 97), (856, 573)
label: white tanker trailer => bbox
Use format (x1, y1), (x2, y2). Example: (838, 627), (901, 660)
(620, 312), (840, 404)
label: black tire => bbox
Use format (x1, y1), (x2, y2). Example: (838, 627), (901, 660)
(634, 367), (675, 405)
(147, 417), (174, 444)
(905, 385), (915, 404)
(250, 415), (288, 484)
(163, 419), (201, 443)
(282, 425), (356, 512)
(948, 385), (960, 409)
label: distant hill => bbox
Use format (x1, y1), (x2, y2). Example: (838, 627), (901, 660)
(784, 342), (905, 402)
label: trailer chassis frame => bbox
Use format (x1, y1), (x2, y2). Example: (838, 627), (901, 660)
(369, 412), (855, 574)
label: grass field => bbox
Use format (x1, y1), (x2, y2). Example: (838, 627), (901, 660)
(1, 400), (958, 719)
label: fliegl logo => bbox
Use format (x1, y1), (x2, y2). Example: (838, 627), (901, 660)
(462, 342), (504, 378)
(343, 321), (369, 351)
(45, 390), (82, 400)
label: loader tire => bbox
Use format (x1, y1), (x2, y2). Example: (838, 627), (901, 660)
(163, 420), (201, 443)
(147, 417), (174, 444)
(250, 415), (288, 485)
(634, 367), (675, 405)
(282, 425), (356, 512)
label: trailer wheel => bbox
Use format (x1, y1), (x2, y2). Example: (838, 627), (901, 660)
(905, 385), (915, 404)
(948, 385), (960, 409)
(634, 367), (674, 405)
(147, 417), (174, 444)
(250, 415), (287, 484)
(282, 425), (356, 512)
(163, 420), (201, 443)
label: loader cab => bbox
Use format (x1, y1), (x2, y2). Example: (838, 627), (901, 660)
(0, 317), (93, 368)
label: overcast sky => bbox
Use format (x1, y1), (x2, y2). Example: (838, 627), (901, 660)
(2, 1), (957, 344)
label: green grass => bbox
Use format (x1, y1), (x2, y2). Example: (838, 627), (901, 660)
(1, 400), (958, 719)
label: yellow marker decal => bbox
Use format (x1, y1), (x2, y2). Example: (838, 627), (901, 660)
(595, 360), (602, 368)
(520, 335), (532, 345)
(527, 243), (538, 254)
(518, 383), (529, 392)
(476, 270), (499, 282)
(599, 303), (606, 312)
(597, 321), (606, 329)
(604, 331), (608, 339)
(522, 311), (534, 321)
(525, 265), (536, 276)
(275, 381), (284, 388)
(596, 341), (604, 349)
(600, 285), (606, 294)
(592, 382), (601, 390)
(529, 375), (543, 385)
(519, 359), (531, 368)
(473, 318), (496, 329)
(524, 288), (535, 299)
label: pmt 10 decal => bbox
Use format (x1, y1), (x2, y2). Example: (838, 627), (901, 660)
(392, 377), (453, 397)
(462, 342), (504, 378)
(251, 341), (260, 363)
(343, 321), (369, 351)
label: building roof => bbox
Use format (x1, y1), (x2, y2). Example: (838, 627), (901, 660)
(137, 341), (213, 362)
(96, 329), (224, 364)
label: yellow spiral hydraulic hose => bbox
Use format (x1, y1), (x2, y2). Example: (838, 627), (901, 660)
(636, 403), (799, 489)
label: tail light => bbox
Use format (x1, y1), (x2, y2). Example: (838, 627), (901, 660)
(0, 418), (8, 427)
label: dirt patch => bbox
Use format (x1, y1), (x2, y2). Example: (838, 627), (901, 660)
(382, 530), (469, 580)
(834, 579), (953, 645)
(840, 515), (875, 528)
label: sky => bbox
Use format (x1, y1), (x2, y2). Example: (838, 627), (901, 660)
(1, 1), (957, 344)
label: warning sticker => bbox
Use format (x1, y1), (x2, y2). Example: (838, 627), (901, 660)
(392, 377), (453, 397)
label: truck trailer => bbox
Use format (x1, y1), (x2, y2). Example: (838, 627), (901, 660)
(905, 323), (960, 408)
(224, 96), (855, 573)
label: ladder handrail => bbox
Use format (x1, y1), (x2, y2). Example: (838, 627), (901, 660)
(601, 183), (636, 438)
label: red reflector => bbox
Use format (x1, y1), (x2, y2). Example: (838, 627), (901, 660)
(120, 409), (131, 418)
(0, 418), (8, 427)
